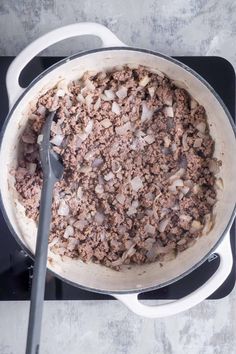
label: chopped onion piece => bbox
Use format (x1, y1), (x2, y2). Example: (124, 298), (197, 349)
(160, 208), (170, 218)
(100, 94), (109, 101)
(84, 79), (95, 91)
(50, 134), (64, 146)
(94, 97), (101, 110)
(126, 200), (139, 216)
(116, 194), (125, 205)
(215, 178), (223, 190)
(158, 217), (170, 232)
(37, 105), (46, 115)
(144, 224), (155, 235)
(130, 176), (143, 192)
(179, 214), (192, 222)
(63, 106), (70, 117)
(156, 242), (175, 255)
(168, 179), (184, 193)
(98, 175), (104, 185)
(145, 192), (154, 200)
(95, 184), (104, 194)
(79, 165), (92, 174)
(56, 89), (65, 97)
(84, 119), (94, 134)
(58, 200), (70, 216)
(141, 102), (153, 122)
(68, 217), (76, 226)
(74, 219), (87, 231)
(77, 93), (85, 103)
(148, 87), (155, 98)
(100, 118), (112, 128)
(111, 258), (123, 267)
(149, 68), (165, 77)
(190, 99), (198, 109)
(144, 135), (155, 144)
(164, 106), (174, 118)
(104, 171), (114, 181)
(92, 158), (104, 168)
(207, 196), (215, 205)
(28, 163), (37, 174)
(57, 79), (71, 96)
(116, 86), (128, 99)
(136, 130), (146, 137)
(77, 186), (83, 200)
(112, 102), (121, 115)
(100, 232), (106, 241)
(51, 121), (62, 135)
(122, 245), (136, 259)
(164, 95), (173, 107)
(193, 138), (203, 148)
(77, 132), (87, 142)
(184, 180), (194, 188)
(190, 220), (203, 233)
(209, 159), (220, 174)
(94, 212), (105, 225)
(171, 143), (177, 152)
(192, 184), (201, 194)
(37, 134), (43, 144)
(127, 206), (137, 216)
(85, 94), (93, 111)
(115, 122), (131, 135)
(197, 132), (205, 139)
(202, 214), (213, 234)
(144, 238), (155, 250)
(169, 168), (186, 183)
(104, 89), (115, 100)
(50, 95), (60, 112)
(139, 75), (151, 87)
(49, 237), (59, 247)
(172, 204), (179, 211)
(63, 225), (74, 239)
(146, 247), (156, 261)
(196, 122), (206, 133)
(81, 87), (88, 97)
(181, 186), (190, 195)
(132, 200), (139, 208)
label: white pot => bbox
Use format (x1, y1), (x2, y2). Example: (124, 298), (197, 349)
(0, 22), (236, 318)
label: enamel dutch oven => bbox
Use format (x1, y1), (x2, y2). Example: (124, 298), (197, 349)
(0, 22), (236, 318)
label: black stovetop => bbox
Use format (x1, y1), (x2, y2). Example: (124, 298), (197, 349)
(0, 56), (235, 301)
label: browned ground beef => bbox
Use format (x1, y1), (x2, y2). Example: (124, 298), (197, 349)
(14, 65), (219, 269)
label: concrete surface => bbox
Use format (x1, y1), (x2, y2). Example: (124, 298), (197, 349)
(0, 1), (236, 353)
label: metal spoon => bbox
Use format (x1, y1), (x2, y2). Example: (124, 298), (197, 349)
(26, 111), (64, 354)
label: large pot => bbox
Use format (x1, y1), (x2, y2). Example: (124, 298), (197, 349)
(0, 23), (236, 318)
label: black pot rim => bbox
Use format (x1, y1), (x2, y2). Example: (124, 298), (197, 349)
(0, 47), (236, 295)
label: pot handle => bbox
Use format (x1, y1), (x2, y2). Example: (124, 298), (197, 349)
(114, 232), (232, 318)
(6, 22), (126, 107)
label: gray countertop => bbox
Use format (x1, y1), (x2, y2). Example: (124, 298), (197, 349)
(0, 1), (236, 353)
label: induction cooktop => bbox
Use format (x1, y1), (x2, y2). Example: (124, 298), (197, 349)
(0, 55), (235, 300)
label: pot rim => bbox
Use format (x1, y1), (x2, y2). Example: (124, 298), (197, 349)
(0, 47), (236, 295)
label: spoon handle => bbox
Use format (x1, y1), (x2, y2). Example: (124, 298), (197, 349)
(26, 175), (55, 354)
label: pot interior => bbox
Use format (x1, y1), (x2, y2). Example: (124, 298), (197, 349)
(0, 48), (236, 293)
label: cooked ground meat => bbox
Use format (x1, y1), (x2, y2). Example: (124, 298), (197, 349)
(13, 65), (219, 269)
